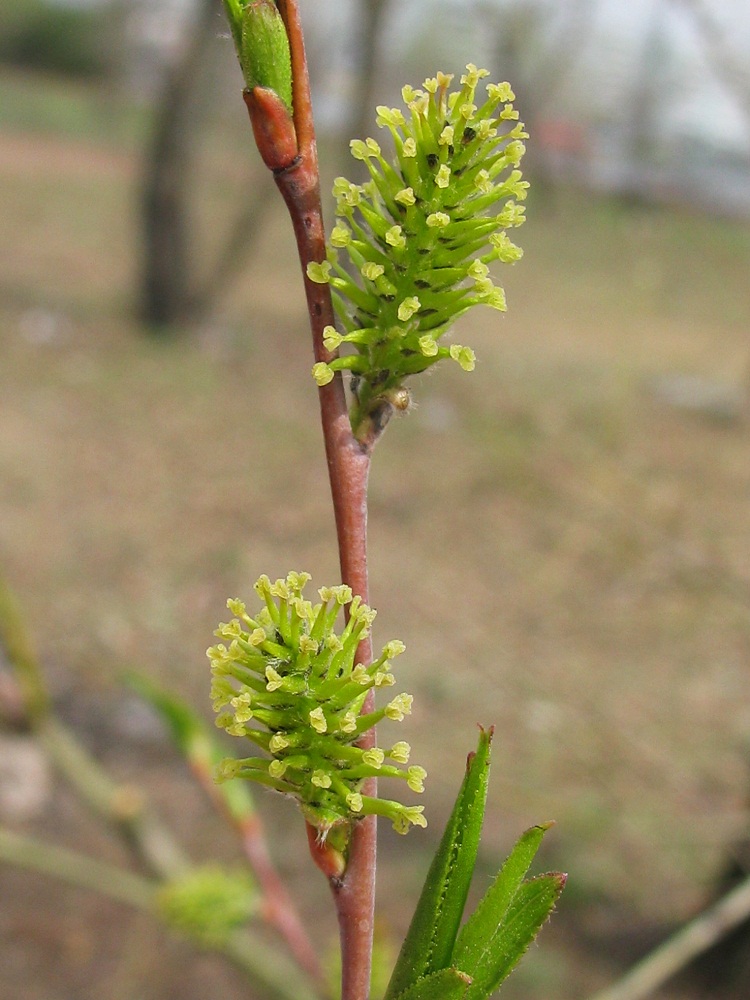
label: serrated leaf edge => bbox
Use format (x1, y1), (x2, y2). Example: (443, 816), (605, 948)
(463, 872), (565, 999)
(452, 822), (549, 971)
(392, 966), (473, 1000)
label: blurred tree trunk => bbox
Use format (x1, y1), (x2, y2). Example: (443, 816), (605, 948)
(139, 0), (390, 330)
(139, 0), (220, 330)
(349, 0), (389, 143)
(621, 0), (669, 203)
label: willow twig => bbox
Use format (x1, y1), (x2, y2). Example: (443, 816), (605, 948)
(267, 4), (377, 997)
(0, 577), (190, 879)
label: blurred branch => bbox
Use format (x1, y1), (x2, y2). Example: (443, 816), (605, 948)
(1, 574), (329, 996)
(126, 670), (325, 988)
(587, 873), (750, 1000)
(194, 759), (326, 988)
(0, 573), (189, 878)
(0, 826), (320, 1000)
(671, 0), (750, 131)
(222, 929), (322, 1000)
(40, 716), (190, 878)
(0, 826), (157, 911)
(0, 584), (323, 996)
(188, 186), (272, 319)
(0, 575), (49, 720)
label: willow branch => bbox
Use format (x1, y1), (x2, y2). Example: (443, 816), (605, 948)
(264, 4), (376, 997)
(0, 576), (188, 878)
(40, 715), (190, 878)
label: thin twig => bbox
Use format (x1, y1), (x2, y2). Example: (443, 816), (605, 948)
(189, 757), (327, 990)
(39, 715), (191, 878)
(0, 826), (319, 1000)
(0, 826), (158, 911)
(0, 577), (49, 718)
(266, 4), (377, 997)
(223, 927), (322, 1000)
(587, 873), (750, 1000)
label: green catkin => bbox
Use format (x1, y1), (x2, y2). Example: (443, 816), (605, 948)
(209, 573), (426, 837)
(308, 66), (529, 439)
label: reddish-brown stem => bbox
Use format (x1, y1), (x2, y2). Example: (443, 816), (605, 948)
(268, 3), (377, 997)
(276, 0), (316, 159)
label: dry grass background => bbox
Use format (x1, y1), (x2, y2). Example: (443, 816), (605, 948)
(1, 65), (750, 999)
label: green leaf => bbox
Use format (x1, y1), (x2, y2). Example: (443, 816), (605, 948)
(459, 873), (565, 999)
(384, 728), (493, 999)
(393, 968), (472, 1000)
(452, 822), (551, 973)
(125, 672), (256, 823)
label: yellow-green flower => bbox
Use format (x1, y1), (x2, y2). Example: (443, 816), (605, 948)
(314, 66), (529, 438)
(209, 573), (427, 836)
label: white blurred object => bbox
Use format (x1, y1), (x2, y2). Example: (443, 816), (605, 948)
(0, 735), (51, 822)
(18, 308), (70, 346)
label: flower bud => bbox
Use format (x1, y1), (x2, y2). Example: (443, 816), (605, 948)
(221, 1), (298, 170)
(237, 0), (292, 110)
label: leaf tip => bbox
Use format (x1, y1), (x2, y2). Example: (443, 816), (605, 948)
(465, 724), (494, 773)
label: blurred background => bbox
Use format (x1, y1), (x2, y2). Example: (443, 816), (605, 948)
(1, 0), (750, 997)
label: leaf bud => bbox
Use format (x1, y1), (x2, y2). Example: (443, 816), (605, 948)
(238, 0), (292, 110)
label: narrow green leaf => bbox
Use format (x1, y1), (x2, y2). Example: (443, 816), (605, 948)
(385, 728), (493, 999)
(125, 672), (256, 823)
(461, 873), (566, 999)
(452, 822), (551, 974)
(394, 967), (473, 1000)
